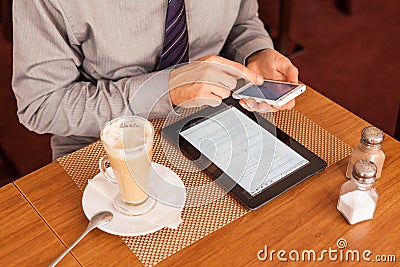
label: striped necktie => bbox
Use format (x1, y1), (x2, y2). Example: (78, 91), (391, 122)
(159, 0), (189, 69)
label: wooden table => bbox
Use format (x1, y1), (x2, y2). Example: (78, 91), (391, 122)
(2, 87), (400, 266)
(0, 183), (79, 265)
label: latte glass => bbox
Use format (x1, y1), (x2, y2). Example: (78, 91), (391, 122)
(99, 116), (155, 216)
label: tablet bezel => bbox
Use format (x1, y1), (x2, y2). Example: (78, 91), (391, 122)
(162, 97), (327, 210)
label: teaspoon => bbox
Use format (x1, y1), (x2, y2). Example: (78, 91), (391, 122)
(49, 211), (113, 267)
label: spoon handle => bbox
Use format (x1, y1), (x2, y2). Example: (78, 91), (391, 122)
(48, 225), (94, 267)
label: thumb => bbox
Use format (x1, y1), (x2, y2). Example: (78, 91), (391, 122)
(286, 65), (299, 83)
(276, 57), (299, 83)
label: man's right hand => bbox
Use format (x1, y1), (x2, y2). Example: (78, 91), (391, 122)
(169, 55), (264, 108)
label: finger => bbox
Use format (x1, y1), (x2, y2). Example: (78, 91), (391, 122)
(254, 102), (272, 113)
(242, 98), (258, 111)
(206, 69), (238, 90)
(268, 72), (287, 82)
(208, 83), (231, 99)
(179, 95), (222, 108)
(202, 94), (223, 107)
(273, 99), (296, 110)
(241, 98), (279, 113)
(267, 105), (279, 112)
(286, 66), (299, 83)
(251, 102), (279, 113)
(276, 57), (299, 83)
(200, 55), (264, 85)
(192, 81), (231, 99)
(285, 99), (296, 109)
(240, 98), (281, 113)
(239, 99), (251, 110)
(217, 72), (238, 90)
(172, 67), (237, 91)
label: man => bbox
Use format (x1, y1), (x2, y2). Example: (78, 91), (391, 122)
(12, 0), (299, 160)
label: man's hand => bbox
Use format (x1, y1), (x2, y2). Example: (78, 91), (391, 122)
(242, 48), (299, 112)
(169, 55), (264, 108)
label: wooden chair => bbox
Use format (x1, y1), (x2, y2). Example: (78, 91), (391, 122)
(0, 0), (12, 42)
(0, 143), (20, 186)
(395, 103), (400, 141)
(336, 0), (352, 15)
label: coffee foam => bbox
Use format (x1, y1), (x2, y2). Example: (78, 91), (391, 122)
(101, 117), (152, 151)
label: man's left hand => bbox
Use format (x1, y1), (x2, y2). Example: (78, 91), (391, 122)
(241, 48), (299, 112)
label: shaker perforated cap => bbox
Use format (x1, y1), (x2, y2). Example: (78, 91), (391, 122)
(361, 126), (384, 148)
(352, 160), (377, 184)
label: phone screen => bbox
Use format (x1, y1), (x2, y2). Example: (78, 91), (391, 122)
(239, 81), (298, 100)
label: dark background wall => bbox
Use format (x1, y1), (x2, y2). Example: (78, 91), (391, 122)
(0, 0), (399, 185)
(258, 0), (400, 136)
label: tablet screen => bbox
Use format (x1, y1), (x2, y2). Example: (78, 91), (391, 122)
(180, 106), (309, 196)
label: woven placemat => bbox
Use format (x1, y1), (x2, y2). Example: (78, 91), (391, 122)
(57, 108), (352, 267)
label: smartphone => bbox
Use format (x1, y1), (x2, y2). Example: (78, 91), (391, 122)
(232, 79), (306, 107)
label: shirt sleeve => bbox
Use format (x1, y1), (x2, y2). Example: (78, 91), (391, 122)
(221, 0), (274, 64)
(12, 0), (175, 138)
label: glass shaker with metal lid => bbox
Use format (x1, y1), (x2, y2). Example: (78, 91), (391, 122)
(346, 126), (385, 179)
(338, 160), (378, 225)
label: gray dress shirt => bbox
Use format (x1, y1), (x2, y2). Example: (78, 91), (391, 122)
(12, 0), (273, 159)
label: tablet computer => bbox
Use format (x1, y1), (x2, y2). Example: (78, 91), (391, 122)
(162, 98), (327, 210)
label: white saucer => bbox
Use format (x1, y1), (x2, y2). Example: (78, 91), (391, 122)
(82, 163), (186, 236)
